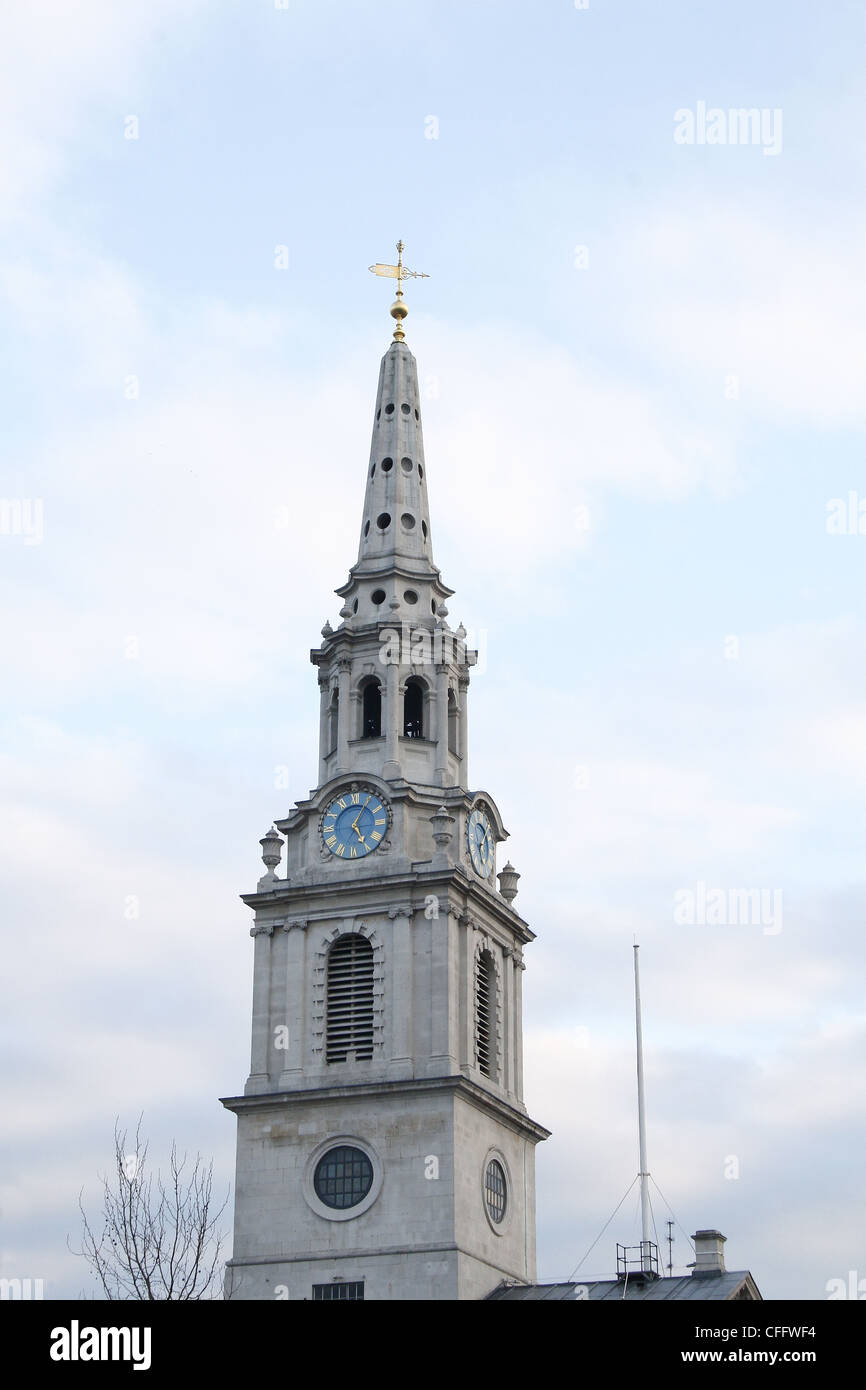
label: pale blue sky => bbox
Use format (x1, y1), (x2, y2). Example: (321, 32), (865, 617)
(2, 0), (865, 1300)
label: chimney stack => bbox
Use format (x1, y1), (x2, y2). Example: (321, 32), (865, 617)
(691, 1229), (727, 1276)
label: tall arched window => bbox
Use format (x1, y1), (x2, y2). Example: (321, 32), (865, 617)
(403, 678), (424, 738)
(328, 689), (339, 754)
(361, 680), (381, 738)
(475, 950), (496, 1079)
(447, 687), (458, 754)
(326, 934), (374, 1063)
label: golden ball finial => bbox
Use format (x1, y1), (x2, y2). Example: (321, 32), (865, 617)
(390, 294), (408, 342)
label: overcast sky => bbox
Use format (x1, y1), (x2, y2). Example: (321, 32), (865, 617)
(2, 0), (865, 1301)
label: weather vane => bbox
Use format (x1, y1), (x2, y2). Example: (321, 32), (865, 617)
(368, 240), (429, 342)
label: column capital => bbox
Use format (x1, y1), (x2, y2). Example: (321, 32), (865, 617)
(250, 922), (275, 938)
(387, 903), (415, 920)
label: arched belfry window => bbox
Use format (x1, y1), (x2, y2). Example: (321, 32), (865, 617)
(326, 934), (374, 1063)
(328, 688), (339, 754)
(447, 687), (458, 754)
(361, 679), (381, 738)
(475, 949), (497, 1079)
(403, 677), (424, 738)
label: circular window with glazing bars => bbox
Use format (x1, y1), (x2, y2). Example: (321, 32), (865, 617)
(313, 1145), (374, 1210)
(485, 1159), (507, 1224)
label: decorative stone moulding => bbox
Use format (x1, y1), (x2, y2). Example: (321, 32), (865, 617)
(311, 919), (386, 1060)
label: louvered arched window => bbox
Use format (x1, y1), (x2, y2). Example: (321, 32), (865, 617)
(475, 949), (496, 1079)
(326, 934), (374, 1063)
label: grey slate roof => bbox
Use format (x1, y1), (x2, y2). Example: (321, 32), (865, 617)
(486, 1271), (761, 1301)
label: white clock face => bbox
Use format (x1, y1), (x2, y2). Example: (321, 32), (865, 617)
(467, 806), (494, 876)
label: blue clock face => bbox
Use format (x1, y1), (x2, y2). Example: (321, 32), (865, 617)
(322, 789), (389, 859)
(467, 806), (494, 876)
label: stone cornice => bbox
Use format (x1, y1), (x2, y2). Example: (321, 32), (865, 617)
(240, 865), (535, 944)
(220, 1074), (551, 1143)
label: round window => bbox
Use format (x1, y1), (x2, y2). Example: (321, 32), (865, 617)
(485, 1159), (507, 1224)
(314, 1145), (373, 1210)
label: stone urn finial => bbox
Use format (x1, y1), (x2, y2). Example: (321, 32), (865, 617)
(498, 861), (520, 903)
(258, 825), (283, 888)
(321, 619), (333, 637)
(430, 805), (455, 854)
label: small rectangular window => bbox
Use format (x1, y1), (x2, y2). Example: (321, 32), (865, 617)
(312, 1280), (365, 1301)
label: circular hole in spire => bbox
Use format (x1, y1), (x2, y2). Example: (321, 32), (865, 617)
(364, 521), (370, 536)
(371, 589), (386, 605)
(401, 403), (411, 414)
(376, 512), (391, 530)
(404, 590), (418, 605)
(381, 457), (393, 472)
(421, 520), (428, 539)
(400, 457), (412, 473)
(401, 513), (416, 530)
(385, 403), (395, 415)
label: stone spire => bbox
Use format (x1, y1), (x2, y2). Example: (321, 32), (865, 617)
(335, 339), (453, 626)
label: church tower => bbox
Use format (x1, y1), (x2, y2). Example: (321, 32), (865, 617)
(221, 250), (549, 1301)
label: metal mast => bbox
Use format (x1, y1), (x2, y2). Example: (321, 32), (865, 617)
(633, 943), (652, 1272)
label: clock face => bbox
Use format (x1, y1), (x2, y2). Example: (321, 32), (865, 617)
(467, 806), (494, 877)
(321, 789), (389, 860)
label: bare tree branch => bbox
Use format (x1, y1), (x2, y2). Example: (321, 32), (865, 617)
(68, 1117), (230, 1300)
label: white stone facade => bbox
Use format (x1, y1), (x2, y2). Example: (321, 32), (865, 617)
(221, 334), (549, 1300)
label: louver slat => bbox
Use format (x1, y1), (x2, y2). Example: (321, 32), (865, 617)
(475, 951), (495, 1078)
(326, 935), (375, 1062)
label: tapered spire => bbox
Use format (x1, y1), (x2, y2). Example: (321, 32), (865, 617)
(335, 286), (453, 626)
(356, 343), (434, 570)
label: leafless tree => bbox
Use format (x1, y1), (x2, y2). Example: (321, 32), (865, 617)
(70, 1118), (230, 1300)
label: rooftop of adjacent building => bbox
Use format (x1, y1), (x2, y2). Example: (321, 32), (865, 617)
(486, 1271), (761, 1301)
(486, 1229), (762, 1301)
